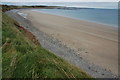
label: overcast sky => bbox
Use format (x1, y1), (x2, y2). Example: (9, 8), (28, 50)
(1, 0), (119, 2)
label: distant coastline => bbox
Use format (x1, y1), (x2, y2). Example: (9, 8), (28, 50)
(1, 2), (118, 9)
(32, 8), (118, 27)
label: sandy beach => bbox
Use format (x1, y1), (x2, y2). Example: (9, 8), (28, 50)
(6, 9), (118, 77)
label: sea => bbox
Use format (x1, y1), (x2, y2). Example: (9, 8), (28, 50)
(33, 8), (118, 27)
(2, 2), (119, 27)
(31, 2), (118, 27)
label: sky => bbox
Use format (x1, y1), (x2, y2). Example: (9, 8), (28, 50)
(1, 0), (118, 9)
(1, 0), (119, 2)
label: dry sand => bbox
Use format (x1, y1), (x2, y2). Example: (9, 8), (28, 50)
(20, 10), (118, 75)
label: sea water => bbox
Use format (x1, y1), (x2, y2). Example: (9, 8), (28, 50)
(29, 2), (118, 27)
(4, 2), (117, 27)
(33, 8), (118, 27)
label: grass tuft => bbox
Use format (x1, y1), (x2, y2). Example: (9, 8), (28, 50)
(2, 12), (92, 79)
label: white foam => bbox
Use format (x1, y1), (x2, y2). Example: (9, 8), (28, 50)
(17, 12), (27, 19)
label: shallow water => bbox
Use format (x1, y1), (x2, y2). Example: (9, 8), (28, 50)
(32, 8), (118, 27)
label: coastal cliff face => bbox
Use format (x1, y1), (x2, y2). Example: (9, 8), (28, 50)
(2, 11), (91, 78)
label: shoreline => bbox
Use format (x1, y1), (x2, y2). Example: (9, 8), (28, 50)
(6, 9), (118, 78)
(32, 9), (118, 27)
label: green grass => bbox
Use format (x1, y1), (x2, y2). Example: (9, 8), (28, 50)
(2, 12), (92, 78)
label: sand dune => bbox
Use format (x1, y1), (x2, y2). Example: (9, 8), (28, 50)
(21, 10), (118, 75)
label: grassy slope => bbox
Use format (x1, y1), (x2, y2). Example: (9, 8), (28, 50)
(2, 12), (92, 78)
(2, 5), (58, 12)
